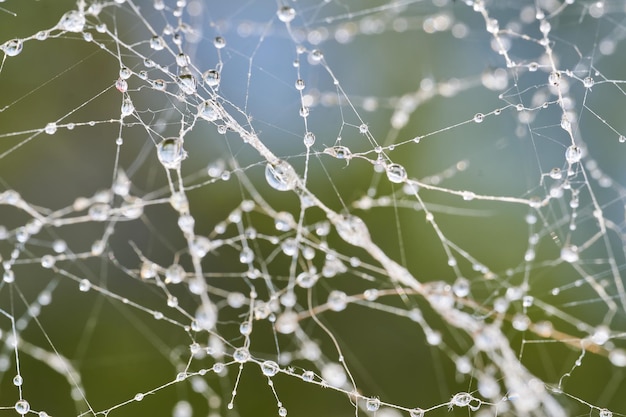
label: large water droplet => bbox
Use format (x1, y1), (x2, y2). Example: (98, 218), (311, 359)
(2, 39), (23, 57)
(198, 100), (223, 122)
(323, 145), (352, 161)
(58, 11), (86, 32)
(157, 138), (186, 169)
(178, 73), (196, 95)
(194, 302), (217, 331)
(261, 360), (279, 376)
(565, 145), (582, 164)
(365, 398), (380, 412)
(265, 161), (297, 191)
(386, 163), (407, 183)
(150, 36), (164, 50)
(121, 98), (134, 117)
(335, 215), (370, 245)
(15, 400), (30, 415)
(202, 69), (220, 87)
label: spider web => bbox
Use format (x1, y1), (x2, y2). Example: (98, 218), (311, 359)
(1, 0), (626, 416)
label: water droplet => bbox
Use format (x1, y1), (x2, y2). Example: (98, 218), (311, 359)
(328, 290), (347, 311)
(262, 360), (279, 376)
(119, 66), (131, 79)
(366, 398), (380, 412)
(275, 311), (298, 334)
(194, 302), (218, 331)
(548, 71), (560, 86)
(176, 53), (189, 67)
(157, 138), (186, 169)
(583, 76), (594, 88)
(121, 98), (134, 117)
(41, 255), (55, 269)
(12, 375), (23, 386)
(560, 245), (579, 263)
(265, 161), (298, 191)
(609, 348), (626, 367)
(202, 69), (220, 87)
(2, 39), (23, 56)
(233, 347), (249, 363)
(3, 269), (14, 283)
(301, 370), (315, 382)
(321, 362), (346, 387)
(278, 406), (287, 417)
(198, 100), (223, 122)
(239, 247), (254, 264)
(150, 36), (164, 50)
(178, 73), (196, 95)
(335, 215), (370, 245)
(565, 145), (582, 164)
(386, 163), (407, 183)
(214, 36), (226, 49)
(45, 122), (57, 135)
(296, 271), (318, 288)
(304, 132), (315, 147)
(473, 113), (484, 123)
(323, 145), (352, 161)
(359, 123), (368, 134)
(409, 408), (424, 417)
(599, 409), (613, 417)
(58, 10), (86, 32)
(295, 79), (305, 90)
(277, 6), (296, 22)
(15, 400), (30, 415)
(451, 392), (472, 407)
(309, 49), (323, 63)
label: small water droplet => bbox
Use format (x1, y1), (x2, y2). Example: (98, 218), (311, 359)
(198, 100), (223, 122)
(157, 138), (186, 169)
(178, 73), (196, 94)
(324, 145), (352, 161)
(45, 122), (57, 135)
(304, 132), (315, 147)
(295, 79), (305, 90)
(150, 36), (164, 50)
(233, 347), (249, 363)
(277, 6), (296, 22)
(473, 113), (484, 123)
(327, 290), (347, 311)
(548, 71), (560, 86)
(2, 39), (23, 56)
(583, 76), (594, 88)
(214, 36), (226, 49)
(365, 398), (380, 412)
(560, 245), (579, 263)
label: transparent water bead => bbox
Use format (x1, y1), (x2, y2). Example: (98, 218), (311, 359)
(2, 39), (23, 56)
(335, 215), (370, 246)
(323, 145), (352, 161)
(150, 36), (164, 50)
(409, 408), (424, 417)
(15, 400), (30, 415)
(277, 6), (296, 23)
(178, 73), (196, 95)
(233, 347), (250, 363)
(202, 69), (220, 87)
(157, 138), (187, 169)
(386, 163), (407, 183)
(120, 98), (134, 117)
(304, 132), (315, 147)
(327, 290), (347, 311)
(560, 244), (579, 263)
(451, 392), (472, 407)
(58, 10), (86, 32)
(599, 409), (613, 417)
(583, 76), (594, 88)
(261, 360), (279, 377)
(366, 398), (380, 412)
(296, 271), (318, 288)
(194, 302), (218, 331)
(214, 36), (226, 49)
(45, 123), (57, 135)
(198, 100), (223, 122)
(565, 145), (582, 163)
(265, 161), (298, 191)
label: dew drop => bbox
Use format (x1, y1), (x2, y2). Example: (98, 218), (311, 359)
(560, 245), (579, 263)
(583, 76), (594, 88)
(473, 113), (484, 123)
(239, 247), (254, 264)
(13, 375), (23, 386)
(335, 215), (370, 246)
(565, 145), (582, 164)
(262, 360), (279, 376)
(157, 138), (186, 169)
(233, 347), (249, 363)
(304, 132), (315, 147)
(295, 79), (305, 90)
(3, 270), (14, 283)
(121, 98), (134, 117)
(366, 398), (380, 412)
(278, 406), (287, 417)
(203, 69), (220, 87)
(214, 36), (226, 49)
(14, 400), (30, 415)
(386, 163), (407, 183)
(296, 271), (318, 288)
(79, 279), (91, 292)
(302, 370), (315, 382)
(327, 290), (347, 311)
(150, 36), (164, 50)
(2, 39), (23, 56)
(548, 71), (561, 86)
(324, 145), (352, 161)
(277, 6), (296, 22)
(58, 10), (86, 32)
(609, 348), (626, 367)
(194, 302), (218, 331)
(409, 408), (424, 417)
(178, 73), (196, 95)
(45, 122), (57, 135)
(165, 264), (185, 284)
(265, 161), (298, 191)
(198, 100), (223, 122)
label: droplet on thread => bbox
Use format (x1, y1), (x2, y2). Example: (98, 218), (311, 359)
(157, 138), (187, 169)
(265, 161), (298, 191)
